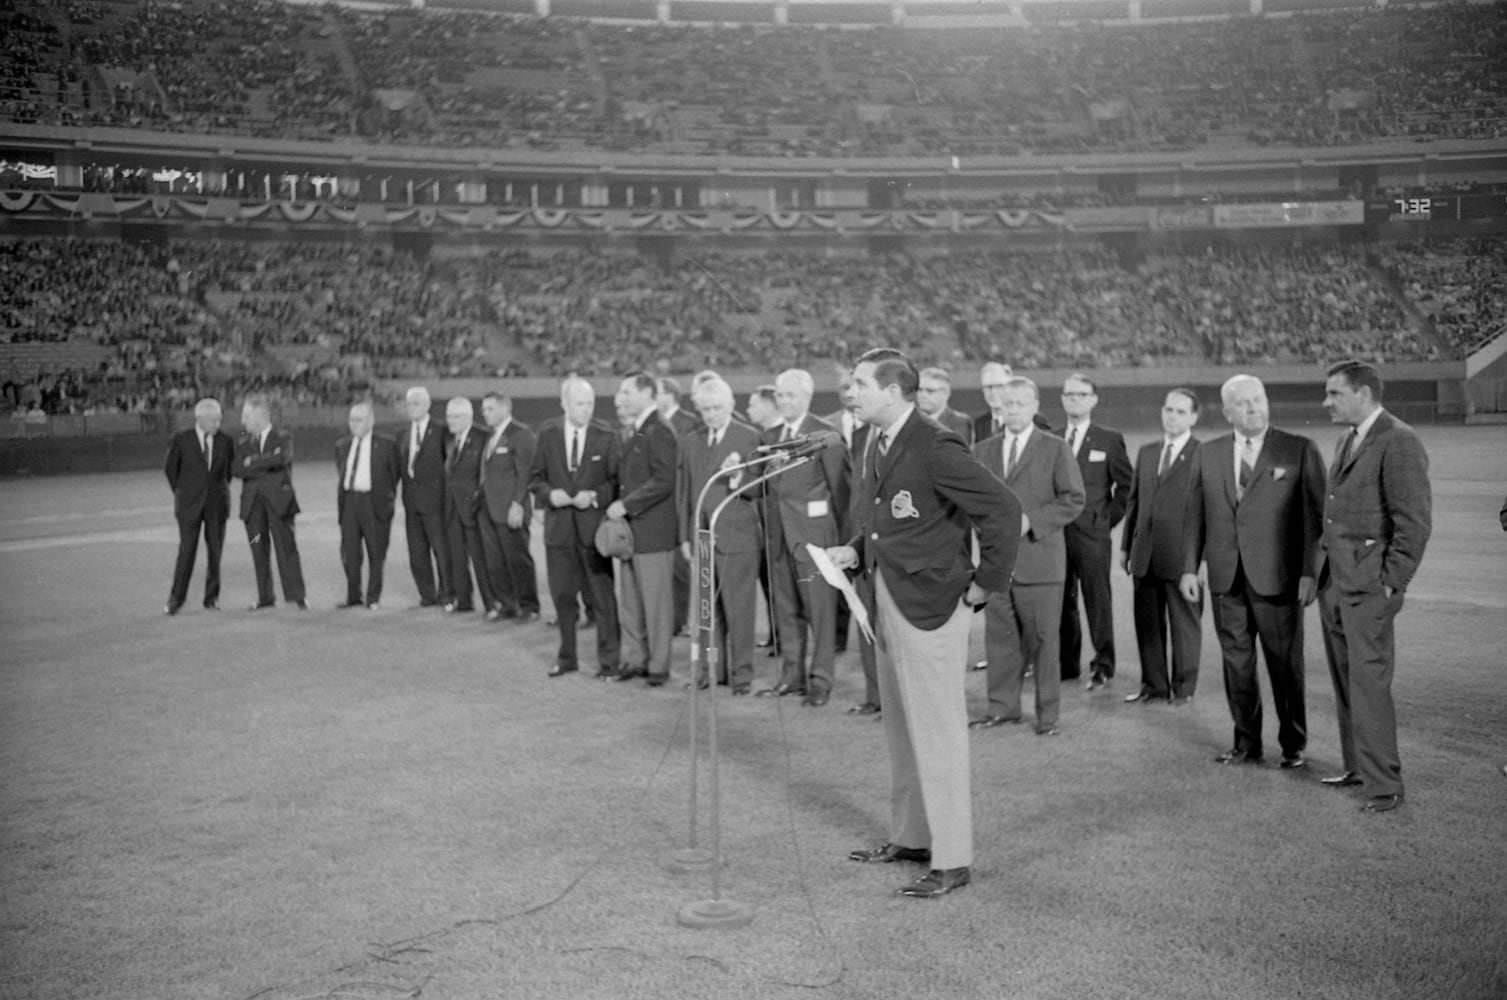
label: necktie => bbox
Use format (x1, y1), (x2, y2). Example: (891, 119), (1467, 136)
(782, 424), (793, 442)
(408, 423), (420, 478)
(568, 429), (580, 473)
(1158, 441), (1172, 476)
(1238, 438), (1254, 500)
(448, 434), (462, 471)
(345, 435), (361, 490)
(1335, 429), (1355, 472)
(202, 433), (211, 465)
(1067, 426), (1078, 453)
(1004, 435), (1018, 478)
(708, 428), (718, 450)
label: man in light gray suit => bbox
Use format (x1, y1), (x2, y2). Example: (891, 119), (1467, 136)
(1316, 360), (1431, 813)
(971, 377), (1086, 735)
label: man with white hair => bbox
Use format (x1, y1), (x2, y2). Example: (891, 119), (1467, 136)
(677, 377), (762, 693)
(398, 386), (451, 608)
(442, 396), (490, 614)
(163, 397), (234, 614)
(335, 400), (402, 610)
(1181, 374), (1325, 770)
(758, 368), (850, 707)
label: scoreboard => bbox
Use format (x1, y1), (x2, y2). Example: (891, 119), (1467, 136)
(1369, 193), (1507, 222)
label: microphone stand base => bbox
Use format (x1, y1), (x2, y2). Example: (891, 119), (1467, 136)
(660, 847), (721, 873)
(677, 897), (755, 929)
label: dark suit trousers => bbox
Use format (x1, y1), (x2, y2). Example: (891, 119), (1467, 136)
(405, 507), (451, 605)
(245, 499), (305, 605)
(170, 511), (226, 608)
(1131, 575), (1202, 699)
(697, 546), (759, 689)
(673, 548), (690, 632)
(1061, 524), (1116, 679)
(770, 543), (836, 694)
(446, 514), (490, 611)
(480, 514), (540, 615)
(1319, 584), (1403, 797)
(1210, 570), (1307, 758)
(339, 494), (390, 604)
(985, 582), (1063, 728)
(545, 542), (619, 671)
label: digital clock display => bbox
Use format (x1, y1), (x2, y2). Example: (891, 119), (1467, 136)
(1391, 197), (1434, 218)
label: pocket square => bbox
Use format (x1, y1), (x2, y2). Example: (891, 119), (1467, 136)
(1272, 467), (1288, 481)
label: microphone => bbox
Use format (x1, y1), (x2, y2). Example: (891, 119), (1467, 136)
(753, 431), (841, 459)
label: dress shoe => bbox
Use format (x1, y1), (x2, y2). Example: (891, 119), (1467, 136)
(645, 674), (669, 688)
(203, 601), (219, 611)
(164, 602), (182, 616)
(1085, 671), (1110, 691)
(418, 599), (439, 608)
(1361, 794), (1403, 813)
(898, 867), (970, 898)
(756, 683), (804, 698)
(685, 678), (711, 691)
(730, 686), (751, 696)
(294, 600), (308, 611)
(444, 602), (473, 613)
(1125, 690), (1167, 704)
(485, 608), (503, 622)
(516, 611), (540, 624)
(1280, 753), (1307, 770)
(968, 715), (1021, 729)
(616, 669), (648, 683)
(247, 602), (275, 611)
(801, 691), (830, 707)
(846, 702), (881, 716)
(366, 602), (379, 611)
(1215, 748), (1263, 765)
(595, 669), (619, 681)
(1035, 726), (1060, 737)
(336, 600), (363, 610)
(1321, 771), (1363, 787)
(1170, 695), (1193, 707)
(547, 664), (578, 678)
(848, 843), (931, 865)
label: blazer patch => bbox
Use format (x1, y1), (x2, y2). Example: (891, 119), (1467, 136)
(890, 490), (920, 519)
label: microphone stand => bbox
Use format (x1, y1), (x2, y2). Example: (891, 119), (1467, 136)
(669, 447), (817, 929)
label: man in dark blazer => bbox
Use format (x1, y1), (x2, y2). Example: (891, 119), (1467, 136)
(916, 366), (973, 445)
(1057, 372), (1133, 688)
(1316, 361), (1432, 813)
(163, 396), (235, 614)
(972, 377), (1085, 735)
(530, 376), (621, 678)
(760, 368), (851, 707)
(232, 393), (307, 610)
(609, 372), (681, 687)
(398, 386), (451, 608)
(479, 391), (540, 622)
(1120, 389), (1203, 704)
(657, 376), (703, 635)
(831, 348), (1021, 899)
(1181, 374), (1325, 769)
(334, 400), (401, 609)
(442, 396), (490, 614)
(677, 377), (762, 694)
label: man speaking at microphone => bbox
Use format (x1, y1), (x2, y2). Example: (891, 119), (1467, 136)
(828, 349), (1021, 899)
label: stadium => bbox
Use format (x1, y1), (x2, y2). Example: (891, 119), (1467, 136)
(1, 1), (1505, 998)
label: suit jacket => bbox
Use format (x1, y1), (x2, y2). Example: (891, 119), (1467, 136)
(677, 419), (762, 554)
(233, 427), (300, 521)
(974, 429), (1085, 585)
(664, 407), (704, 440)
(933, 406), (973, 445)
(618, 409), (680, 553)
(398, 418), (447, 516)
(529, 419), (619, 549)
(480, 419), (537, 524)
(1317, 411), (1431, 600)
(165, 427), (234, 522)
(1060, 422), (1133, 536)
(443, 425), (488, 526)
(1122, 437), (1200, 581)
(852, 409), (1021, 631)
(761, 413), (850, 554)
(335, 432), (402, 523)
(1183, 427), (1326, 598)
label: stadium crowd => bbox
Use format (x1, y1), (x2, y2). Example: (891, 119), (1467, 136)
(2, 0), (1504, 156)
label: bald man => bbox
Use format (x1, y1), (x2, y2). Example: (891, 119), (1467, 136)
(164, 397), (235, 614)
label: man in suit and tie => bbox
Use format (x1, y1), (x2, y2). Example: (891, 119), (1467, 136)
(677, 377), (762, 694)
(479, 391), (540, 623)
(1121, 389), (1203, 704)
(530, 376), (621, 678)
(971, 377), (1085, 735)
(1316, 361), (1432, 813)
(334, 400), (401, 610)
(164, 396), (234, 614)
(1057, 372), (1133, 689)
(233, 393), (307, 610)
(442, 397), (490, 614)
(608, 372), (681, 687)
(657, 377), (703, 635)
(759, 368), (851, 707)
(398, 386), (451, 608)
(974, 362), (1052, 444)
(823, 371), (866, 657)
(916, 367), (973, 445)
(1181, 374), (1325, 769)
(747, 385), (783, 654)
(830, 348), (1021, 899)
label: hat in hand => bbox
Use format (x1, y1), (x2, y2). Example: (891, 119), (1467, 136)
(595, 518), (634, 560)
